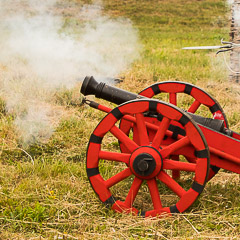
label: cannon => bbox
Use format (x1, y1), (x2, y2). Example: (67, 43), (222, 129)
(81, 76), (240, 217)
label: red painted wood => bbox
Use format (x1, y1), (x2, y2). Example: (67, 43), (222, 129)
(86, 100), (210, 217)
(105, 168), (132, 188)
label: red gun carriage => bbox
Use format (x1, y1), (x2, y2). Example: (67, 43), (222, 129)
(81, 76), (240, 217)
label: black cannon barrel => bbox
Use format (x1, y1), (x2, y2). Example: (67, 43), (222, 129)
(81, 76), (145, 105)
(187, 112), (225, 133)
(80, 76), (229, 135)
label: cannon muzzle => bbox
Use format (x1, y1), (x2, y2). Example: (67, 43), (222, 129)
(81, 76), (145, 105)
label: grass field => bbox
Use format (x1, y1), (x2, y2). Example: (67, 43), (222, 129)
(0, 0), (240, 239)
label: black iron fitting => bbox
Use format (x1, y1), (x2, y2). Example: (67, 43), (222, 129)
(82, 98), (91, 105)
(82, 98), (99, 109)
(133, 153), (156, 176)
(137, 160), (149, 172)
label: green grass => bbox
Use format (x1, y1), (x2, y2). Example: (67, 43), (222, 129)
(0, 0), (240, 239)
(103, 0), (229, 86)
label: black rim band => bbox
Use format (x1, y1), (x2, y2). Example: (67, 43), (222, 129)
(87, 167), (100, 177)
(210, 103), (220, 113)
(111, 108), (123, 120)
(191, 181), (204, 194)
(195, 149), (208, 158)
(149, 101), (158, 112)
(104, 195), (116, 207)
(90, 134), (103, 144)
(179, 115), (190, 126)
(170, 205), (180, 214)
(184, 84), (193, 95)
(151, 84), (161, 95)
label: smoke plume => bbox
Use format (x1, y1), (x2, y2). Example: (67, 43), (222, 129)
(0, 0), (141, 145)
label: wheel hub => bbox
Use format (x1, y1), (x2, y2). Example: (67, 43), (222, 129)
(133, 153), (156, 176)
(130, 147), (163, 179)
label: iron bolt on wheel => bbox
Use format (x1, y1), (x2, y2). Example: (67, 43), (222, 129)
(119, 81), (227, 180)
(86, 99), (210, 217)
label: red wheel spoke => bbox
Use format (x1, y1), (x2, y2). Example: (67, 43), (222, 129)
(105, 168), (132, 188)
(169, 93), (177, 105)
(171, 155), (180, 179)
(160, 136), (190, 159)
(188, 100), (201, 113)
(124, 177), (143, 207)
(99, 151), (130, 164)
(110, 125), (139, 152)
(135, 113), (149, 146)
(151, 117), (171, 149)
(163, 159), (196, 172)
(147, 178), (162, 210)
(158, 171), (186, 198)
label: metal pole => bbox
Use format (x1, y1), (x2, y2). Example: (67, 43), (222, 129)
(230, 0), (240, 82)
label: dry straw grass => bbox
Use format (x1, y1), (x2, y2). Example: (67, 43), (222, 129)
(0, 0), (239, 239)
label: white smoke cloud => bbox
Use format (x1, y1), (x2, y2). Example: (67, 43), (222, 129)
(14, 104), (57, 144)
(0, 0), (141, 145)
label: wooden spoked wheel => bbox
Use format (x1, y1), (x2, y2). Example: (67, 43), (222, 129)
(86, 99), (210, 217)
(119, 81), (227, 180)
